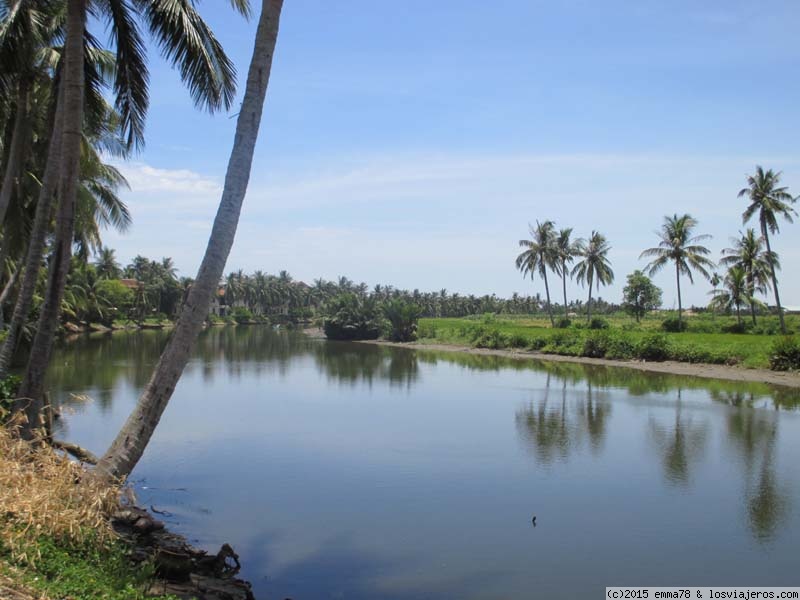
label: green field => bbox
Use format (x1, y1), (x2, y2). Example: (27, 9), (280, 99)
(417, 313), (800, 370)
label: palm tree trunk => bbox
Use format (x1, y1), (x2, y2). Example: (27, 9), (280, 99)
(561, 261), (568, 318)
(0, 77), (32, 229)
(14, 0), (86, 438)
(0, 246), (24, 330)
(586, 284), (593, 322)
(0, 77), (65, 380)
(762, 229), (786, 334)
(95, 0), (284, 481)
(736, 303), (741, 326)
(542, 270), (554, 327)
(675, 262), (682, 323)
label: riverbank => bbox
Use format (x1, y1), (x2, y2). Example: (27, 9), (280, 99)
(0, 427), (254, 600)
(360, 338), (800, 389)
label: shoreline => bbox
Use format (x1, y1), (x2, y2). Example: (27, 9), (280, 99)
(351, 338), (800, 389)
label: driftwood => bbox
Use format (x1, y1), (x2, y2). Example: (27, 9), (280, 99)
(111, 506), (254, 600)
(51, 439), (99, 464)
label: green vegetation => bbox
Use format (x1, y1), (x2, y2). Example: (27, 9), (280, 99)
(322, 294), (384, 341)
(769, 337), (800, 371)
(622, 270), (663, 322)
(418, 313), (799, 369)
(382, 299), (422, 342)
(0, 536), (175, 600)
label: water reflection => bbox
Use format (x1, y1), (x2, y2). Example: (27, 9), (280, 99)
(648, 394), (709, 486)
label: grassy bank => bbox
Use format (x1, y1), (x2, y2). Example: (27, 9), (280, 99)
(0, 428), (174, 600)
(417, 313), (800, 370)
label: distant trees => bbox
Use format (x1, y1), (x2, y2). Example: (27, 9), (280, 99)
(738, 166), (796, 333)
(719, 229), (773, 325)
(622, 270), (662, 322)
(640, 214), (714, 324)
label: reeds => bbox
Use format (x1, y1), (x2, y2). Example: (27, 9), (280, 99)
(0, 427), (119, 564)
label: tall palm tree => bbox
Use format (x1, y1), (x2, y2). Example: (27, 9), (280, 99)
(571, 231), (614, 322)
(96, 0), (285, 481)
(516, 220), (557, 326)
(13, 0), (248, 430)
(720, 229), (773, 325)
(640, 214), (714, 324)
(738, 166), (797, 333)
(553, 227), (579, 318)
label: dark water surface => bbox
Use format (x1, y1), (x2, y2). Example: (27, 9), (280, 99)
(48, 327), (800, 599)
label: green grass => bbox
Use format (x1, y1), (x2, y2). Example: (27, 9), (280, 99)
(0, 535), (176, 600)
(417, 313), (798, 369)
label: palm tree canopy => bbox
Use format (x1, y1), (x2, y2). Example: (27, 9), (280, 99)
(640, 213), (715, 283)
(553, 227), (579, 276)
(720, 229), (775, 294)
(516, 220), (557, 280)
(739, 166), (797, 235)
(571, 231), (614, 290)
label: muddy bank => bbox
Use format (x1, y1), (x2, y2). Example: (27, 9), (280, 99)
(112, 506), (254, 600)
(352, 339), (800, 389)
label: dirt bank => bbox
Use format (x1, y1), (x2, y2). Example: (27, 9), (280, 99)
(351, 339), (800, 389)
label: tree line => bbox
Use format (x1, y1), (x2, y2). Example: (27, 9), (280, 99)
(516, 166), (796, 332)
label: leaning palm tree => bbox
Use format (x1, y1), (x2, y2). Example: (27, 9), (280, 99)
(516, 220), (557, 326)
(553, 227), (579, 318)
(640, 214), (714, 324)
(708, 266), (750, 326)
(720, 229), (773, 325)
(95, 0), (285, 481)
(571, 231), (614, 322)
(738, 166), (797, 333)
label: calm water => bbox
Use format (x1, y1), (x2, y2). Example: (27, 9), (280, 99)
(47, 327), (800, 599)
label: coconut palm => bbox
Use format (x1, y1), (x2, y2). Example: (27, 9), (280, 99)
(96, 0), (285, 480)
(738, 166), (797, 333)
(94, 246), (121, 279)
(13, 0), (249, 431)
(516, 220), (557, 326)
(709, 266), (750, 326)
(553, 227), (579, 318)
(640, 214), (714, 324)
(571, 231), (614, 322)
(720, 229), (774, 325)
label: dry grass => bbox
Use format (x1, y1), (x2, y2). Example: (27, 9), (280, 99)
(0, 426), (119, 565)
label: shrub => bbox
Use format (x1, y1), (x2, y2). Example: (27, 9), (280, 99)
(230, 306), (255, 324)
(507, 333), (529, 348)
(721, 322), (748, 334)
(661, 317), (688, 332)
(589, 317), (610, 330)
(91, 279), (135, 325)
(417, 322), (437, 339)
(555, 317), (572, 329)
(605, 334), (637, 360)
(382, 299), (422, 342)
(472, 327), (510, 349)
(636, 333), (670, 361)
(527, 337), (548, 351)
(769, 337), (800, 371)
(0, 375), (21, 422)
(323, 294), (384, 341)
(582, 332), (610, 358)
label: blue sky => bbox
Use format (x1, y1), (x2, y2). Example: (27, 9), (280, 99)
(101, 0), (800, 308)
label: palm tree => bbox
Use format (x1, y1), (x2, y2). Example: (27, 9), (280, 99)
(571, 231), (614, 322)
(553, 227), (579, 318)
(96, 0), (285, 481)
(94, 246), (121, 279)
(709, 266), (749, 326)
(640, 214), (714, 324)
(738, 166), (797, 333)
(13, 0), (248, 430)
(720, 229), (773, 325)
(516, 220), (557, 326)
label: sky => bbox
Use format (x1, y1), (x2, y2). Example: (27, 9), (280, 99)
(99, 0), (800, 309)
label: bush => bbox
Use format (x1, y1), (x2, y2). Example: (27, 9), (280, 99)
(323, 294), (384, 341)
(417, 322), (437, 339)
(527, 337), (548, 351)
(769, 336), (800, 371)
(383, 299), (422, 342)
(230, 306), (255, 324)
(555, 317), (572, 329)
(589, 317), (610, 330)
(507, 333), (528, 348)
(661, 317), (688, 332)
(473, 329), (510, 349)
(636, 333), (671, 361)
(722, 322), (748, 334)
(582, 331), (610, 358)
(91, 279), (135, 325)
(0, 375), (21, 422)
